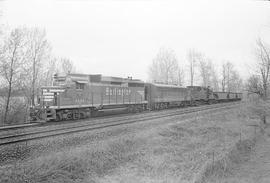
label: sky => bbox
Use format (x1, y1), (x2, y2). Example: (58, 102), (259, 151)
(0, 0), (270, 84)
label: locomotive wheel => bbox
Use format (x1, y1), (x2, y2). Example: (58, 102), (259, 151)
(132, 106), (136, 113)
(138, 106), (143, 112)
(135, 106), (140, 113)
(67, 113), (73, 120)
(55, 114), (62, 122)
(80, 112), (85, 119)
(129, 105), (137, 113)
(128, 106), (133, 113)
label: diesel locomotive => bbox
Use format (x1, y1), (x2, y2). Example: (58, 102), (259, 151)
(30, 73), (242, 122)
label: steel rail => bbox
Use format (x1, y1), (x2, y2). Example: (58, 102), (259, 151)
(0, 123), (39, 132)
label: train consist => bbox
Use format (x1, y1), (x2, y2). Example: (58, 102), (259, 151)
(30, 73), (242, 122)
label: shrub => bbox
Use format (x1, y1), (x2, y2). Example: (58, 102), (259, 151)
(0, 96), (29, 125)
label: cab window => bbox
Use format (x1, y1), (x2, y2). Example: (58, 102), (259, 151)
(76, 83), (84, 90)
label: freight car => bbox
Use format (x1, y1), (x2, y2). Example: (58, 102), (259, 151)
(144, 84), (218, 110)
(145, 83), (191, 110)
(31, 73), (147, 121)
(213, 92), (242, 102)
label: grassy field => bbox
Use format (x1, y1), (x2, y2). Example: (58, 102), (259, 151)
(209, 126), (270, 183)
(0, 103), (260, 183)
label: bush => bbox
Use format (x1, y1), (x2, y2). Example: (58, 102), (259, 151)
(0, 96), (29, 126)
(247, 98), (270, 130)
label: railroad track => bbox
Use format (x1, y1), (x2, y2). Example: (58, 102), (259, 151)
(0, 104), (217, 137)
(0, 106), (199, 136)
(0, 102), (241, 146)
(0, 123), (39, 132)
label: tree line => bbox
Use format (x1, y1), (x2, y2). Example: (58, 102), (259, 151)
(148, 47), (243, 93)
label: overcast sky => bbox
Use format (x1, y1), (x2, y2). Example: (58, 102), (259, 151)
(0, 0), (270, 83)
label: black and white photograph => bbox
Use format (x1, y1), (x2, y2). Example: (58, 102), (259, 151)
(0, 0), (270, 182)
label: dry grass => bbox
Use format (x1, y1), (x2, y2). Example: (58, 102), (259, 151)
(193, 100), (270, 183)
(96, 104), (258, 183)
(194, 138), (256, 183)
(0, 135), (144, 183)
(0, 103), (260, 183)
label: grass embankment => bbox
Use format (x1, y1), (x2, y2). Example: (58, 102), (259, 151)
(0, 103), (257, 183)
(0, 137), (142, 183)
(195, 100), (269, 183)
(194, 137), (256, 183)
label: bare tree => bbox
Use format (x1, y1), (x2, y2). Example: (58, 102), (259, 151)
(221, 61), (233, 92)
(220, 61), (242, 92)
(42, 57), (60, 86)
(25, 28), (51, 106)
(148, 48), (179, 84)
(187, 49), (201, 86)
(0, 28), (27, 124)
(210, 63), (219, 91)
(255, 38), (270, 99)
(246, 74), (263, 96)
(230, 70), (243, 92)
(177, 68), (185, 86)
(200, 58), (220, 91)
(226, 62), (234, 92)
(244, 38), (270, 127)
(198, 56), (211, 87)
(60, 57), (76, 74)
(221, 63), (226, 92)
